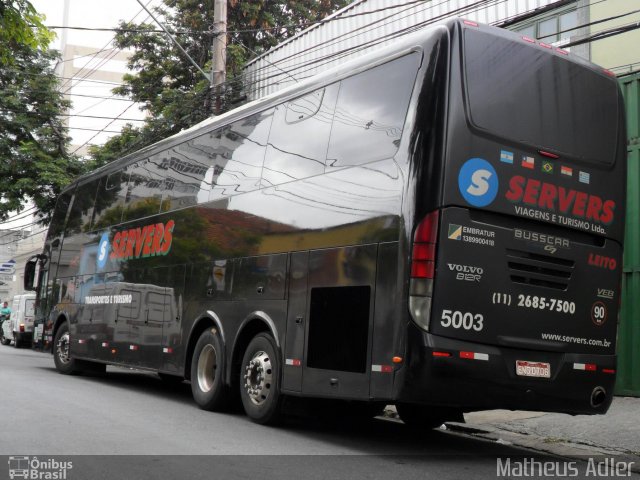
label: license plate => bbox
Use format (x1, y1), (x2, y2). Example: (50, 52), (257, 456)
(516, 360), (551, 378)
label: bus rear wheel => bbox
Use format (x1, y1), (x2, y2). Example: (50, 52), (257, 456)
(239, 333), (282, 425)
(190, 329), (229, 411)
(396, 403), (464, 430)
(53, 322), (80, 375)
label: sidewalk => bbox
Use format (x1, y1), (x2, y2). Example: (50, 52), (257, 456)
(447, 396), (640, 471)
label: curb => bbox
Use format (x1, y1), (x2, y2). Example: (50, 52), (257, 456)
(444, 421), (640, 474)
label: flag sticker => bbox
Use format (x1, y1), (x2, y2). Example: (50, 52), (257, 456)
(579, 171), (590, 184)
(521, 156), (535, 169)
(500, 150), (514, 164)
(561, 166), (573, 177)
(448, 224), (462, 241)
(542, 161), (553, 174)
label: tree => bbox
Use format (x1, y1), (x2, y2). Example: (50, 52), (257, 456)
(88, 0), (349, 168)
(0, 0), (85, 223)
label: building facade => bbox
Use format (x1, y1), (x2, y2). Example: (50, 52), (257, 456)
(242, 0), (640, 101)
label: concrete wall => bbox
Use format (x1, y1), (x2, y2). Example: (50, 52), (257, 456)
(590, 0), (640, 75)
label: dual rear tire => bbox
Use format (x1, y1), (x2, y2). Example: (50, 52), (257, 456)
(238, 333), (282, 425)
(190, 329), (282, 424)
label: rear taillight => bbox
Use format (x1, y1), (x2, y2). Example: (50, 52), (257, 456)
(411, 211), (439, 279)
(409, 211), (440, 330)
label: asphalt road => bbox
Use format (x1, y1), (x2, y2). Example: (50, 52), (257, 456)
(0, 344), (609, 480)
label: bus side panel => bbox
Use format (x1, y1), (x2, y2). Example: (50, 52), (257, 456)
(369, 241), (402, 399)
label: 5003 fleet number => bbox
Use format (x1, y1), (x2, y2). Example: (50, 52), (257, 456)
(441, 310), (484, 331)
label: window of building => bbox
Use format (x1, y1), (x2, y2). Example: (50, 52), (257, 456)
(514, 9), (578, 45)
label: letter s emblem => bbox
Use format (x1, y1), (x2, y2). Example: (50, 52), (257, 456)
(458, 158), (499, 207)
(467, 169), (492, 196)
(97, 232), (110, 269)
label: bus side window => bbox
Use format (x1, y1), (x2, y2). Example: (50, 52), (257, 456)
(167, 129), (221, 203)
(209, 110), (273, 201)
(93, 170), (130, 229)
(123, 159), (165, 221)
(326, 53), (421, 169)
(261, 86), (338, 187)
(48, 192), (72, 239)
(159, 139), (210, 212)
(66, 179), (101, 234)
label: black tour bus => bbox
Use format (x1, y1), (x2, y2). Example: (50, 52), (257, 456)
(25, 19), (626, 426)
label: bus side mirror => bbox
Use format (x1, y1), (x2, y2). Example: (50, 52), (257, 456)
(24, 256), (40, 291)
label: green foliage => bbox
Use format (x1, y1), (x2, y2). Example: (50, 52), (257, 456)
(0, 0), (84, 223)
(89, 0), (348, 168)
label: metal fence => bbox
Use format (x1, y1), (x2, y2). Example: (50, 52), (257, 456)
(617, 71), (640, 397)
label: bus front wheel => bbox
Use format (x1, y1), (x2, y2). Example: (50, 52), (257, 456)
(239, 333), (282, 425)
(190, 329), (229, 411)
(53, 322), (80, 375)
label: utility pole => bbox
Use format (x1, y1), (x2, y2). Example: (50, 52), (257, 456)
(212, 0), (227, 115)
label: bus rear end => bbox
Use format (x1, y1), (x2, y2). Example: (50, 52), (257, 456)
(403, 21), (626, 416)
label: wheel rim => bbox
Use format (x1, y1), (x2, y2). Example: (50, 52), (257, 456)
(197, 344), (218, 393)
(56, 332), (70, 365)
(243, 350), (273, 406)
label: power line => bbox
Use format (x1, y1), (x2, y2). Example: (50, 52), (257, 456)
(563, 19), (640, 48)
(537, 6), (640, 41)
(62, 0), (182, 148)
(69, 126), (128, 134)
(59, 0), (160, 93)
(0, 207), (38, 226)
(239, 0), (639, 90)
(46, 25), (202, 35)
(54, 0), (640, 153)
(71, 102), (138, 155)
(45, 0), (430, 37)
(236, 0), (502, 92)
(237, 0), (502, 86)
(1, 67), (124, 86)
(0, 91), (131, 102)
(0, 110), (145, 122)
(0, 229), (47, 246)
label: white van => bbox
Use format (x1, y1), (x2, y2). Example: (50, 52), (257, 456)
(9, 293), (36, 348)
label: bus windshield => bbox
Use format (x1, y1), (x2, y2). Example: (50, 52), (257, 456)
(464, 29), (619, 166)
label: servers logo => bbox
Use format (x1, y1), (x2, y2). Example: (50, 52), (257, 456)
(110, 219), (175, 261)
(458, 158), (498, 207)
(97, 232), (110, 270)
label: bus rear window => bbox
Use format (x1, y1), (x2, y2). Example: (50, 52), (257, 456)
(463, 29), (619, 166)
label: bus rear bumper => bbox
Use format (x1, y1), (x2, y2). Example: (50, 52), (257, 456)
(397, 327), (616, 415)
